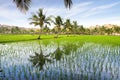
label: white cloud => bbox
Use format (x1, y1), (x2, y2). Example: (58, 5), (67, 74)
(65, 2), (93, 18)
(0, 3), (27, 21)
(0, 1), (120, 28)
(90, 2), (120, 12)
(33, 2), (93, 18)
(83, 2), (120, 17)
(77, 16), (120, 27)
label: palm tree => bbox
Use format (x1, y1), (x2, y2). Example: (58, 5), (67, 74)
(29, 8), (51, 39)
(72, 21), (78, 35)
(43, 25), (50, 34)
(64, 19), (72, 36)
(13, 0), (73, 13)
(51, 16), (63, 38)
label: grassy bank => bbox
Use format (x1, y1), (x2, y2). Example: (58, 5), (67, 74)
(0, 34), (120, 46)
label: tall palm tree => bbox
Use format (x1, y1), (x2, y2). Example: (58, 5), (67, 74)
(64, 19), (72, 36)
(43, 25), (50, 34)
(29, 8), (51, 39)
(51, 16), (63, 38)
(73, 21), (78, 35)
(13, 0), (73, 13)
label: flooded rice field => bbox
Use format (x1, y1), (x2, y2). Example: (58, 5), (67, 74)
(0, 41), (120, 80)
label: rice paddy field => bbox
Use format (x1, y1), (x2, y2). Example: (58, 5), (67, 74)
(0, 34), (120, 80)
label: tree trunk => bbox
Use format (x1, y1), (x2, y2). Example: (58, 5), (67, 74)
(54, 32), (58, 38)
(37, 27), (42, 39)
(37, 35), (40, 39)
(54, 27), (59, 38)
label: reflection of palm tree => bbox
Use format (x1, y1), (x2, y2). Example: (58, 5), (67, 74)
(29, 8), (51, 39)
(0, 55), (3, 72)
(13, 0), (73, 12)
(52, 46), (63, 61)
(29, 43), (78, 70)
(63, 43), (78, 55)
(29, 46), (51, 70)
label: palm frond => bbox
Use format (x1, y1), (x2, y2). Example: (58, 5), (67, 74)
(29, 14), (39, 21)
(29, 21), (39, 26)
(64, 0), (73, 9)
(13, 0), (31, 13)
(45, 22), (51, 26)
(38, 9), (43, 17)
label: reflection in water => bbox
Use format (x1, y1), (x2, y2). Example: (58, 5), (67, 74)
(51, 46), (63, 61)
(29, 43), (79, 70)
(0, 54), (4, 79)
(0, 54), (3, 72)
(0, 42), (120, 80)
(29, 48), (51, 70)
(63, 43), (78, 55)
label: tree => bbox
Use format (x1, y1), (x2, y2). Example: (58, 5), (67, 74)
(64, 19), (72, 36)
(13, 0), (73, 13)
(11, 26), (21, 34)
(76, 25), (85, 34)
(43, 25), (50, 34)
(29, 8), (51, 39)
(51, 16), (63, 38)
(72, 21), (78, 34)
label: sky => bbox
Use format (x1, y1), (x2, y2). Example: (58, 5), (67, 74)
(0, 0), (120, 28)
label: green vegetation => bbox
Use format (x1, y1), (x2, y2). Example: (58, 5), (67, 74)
(0, 24), (120, 35)
(0, 1), (119, 80)
(0, 41), (120, 80)
(51, 16), (63, 38)
(0, 34), (38, 43)
(0, 34), (120, 46)
(29, 9), (51, 39)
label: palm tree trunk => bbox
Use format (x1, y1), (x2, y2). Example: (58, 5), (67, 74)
(54, 27), (59, 38)
(54, 32), (58, 38)
(38, 27), (41, 39)
(38, 31), (41, 39)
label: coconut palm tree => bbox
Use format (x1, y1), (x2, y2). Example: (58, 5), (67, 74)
(64, 19), (72, 36)
(29, 8), (51, 39)
(13, 0), (73, 12)
(43, 25), (50, 34)
(51, 16), (63, 38)
(72, 21), (78, 35)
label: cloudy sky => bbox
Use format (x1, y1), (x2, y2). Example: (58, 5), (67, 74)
(0, 0), (120, 28)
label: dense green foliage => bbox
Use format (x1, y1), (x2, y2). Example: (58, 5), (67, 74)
(0, 24), (120, 35)
(0, 34), (120, 46)
(0, 39), (120, 80)
(29, 9), (51, 39)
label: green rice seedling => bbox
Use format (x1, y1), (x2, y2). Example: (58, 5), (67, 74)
(0, 39), (120, 80)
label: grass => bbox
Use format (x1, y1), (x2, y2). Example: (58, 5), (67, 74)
(0, 34), (120, 46)
(0, 34), (120, 80)
(0, 42), (120, 80)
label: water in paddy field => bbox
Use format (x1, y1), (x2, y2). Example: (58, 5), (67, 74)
(0, 41), (120, 80)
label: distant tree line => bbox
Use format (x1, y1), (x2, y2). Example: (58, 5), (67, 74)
(0, 24), (120, 36)
(0, 25), (35, 34)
